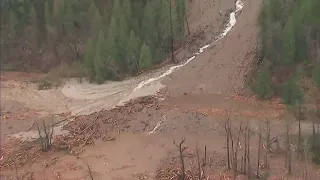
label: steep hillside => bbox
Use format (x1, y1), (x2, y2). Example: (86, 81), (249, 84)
(1, 0), (234, 83)
(162, 0), (262, 97)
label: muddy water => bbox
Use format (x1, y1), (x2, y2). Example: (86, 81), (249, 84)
(61, 77), (165, 116)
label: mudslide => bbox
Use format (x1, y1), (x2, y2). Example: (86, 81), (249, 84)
(55, 0), (251, 116)
(1, 0), (257, 136)
(5, 1), (311, 179)
(61, 0), (259, 116)
(163, 0), (261, 97)
(2, 0), (251, 119)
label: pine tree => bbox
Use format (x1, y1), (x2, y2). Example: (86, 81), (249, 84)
(159, 0), (171, 51)
(282, 16), (296, 65)
(314, 65), (320, 88)
(176, 0), (185, 39)
(9, 10), (17, 38)
(112, 0), (121, 24)
(45, 1), (53, 25)
(117, 13), (130, 71)
(127, 30), (141, 74)
(93, 30), (105, 83)
(283, 76), (304, 109)
(119, 13), (129, 42)
(171, 0), (179, 38)
(142, 2), (156, 48)
(253, 61), (274, 99)
(139, 42), (153, 70)
(84, 38), (95, 77)
(88, 2), (96, 18)
(93, 51), (104, 84)
(130, 0), (144, 38)
(122, 0), (132, 27)
(105, 15), (117, 62)
(169, 0), (175, 62)
(92, 9), (103, 36)
(30, 5), (40, 47)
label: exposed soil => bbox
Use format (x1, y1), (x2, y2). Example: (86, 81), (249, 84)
(1, 0), (320, 179)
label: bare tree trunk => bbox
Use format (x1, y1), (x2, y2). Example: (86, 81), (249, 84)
(288, 145), (292, 175)
(285, 121), (289, 169)
(244, 125), (247, 174)
(286, 119), (292, 174)
(246, 121), (251, 179)
(313, 98), (320, 148)
(224, 112), (231, 170)
(203, 145), (207, 166)
(257, 128), (262, 178)
(298, 113), (302, 156)
(266, 117), (271, 152)
(265, 117), (270, 169)
(174, 139), (186, 180)
(230, 121), (242, 180)
(196, 144), (201, 179)
(229, 127), (234, 172)
(185, 17), (190, 35)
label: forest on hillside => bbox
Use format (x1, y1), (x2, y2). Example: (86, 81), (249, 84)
(256, 0), (320, 164)
(255, 0), (320, 100)
(1, 0), (189, 83)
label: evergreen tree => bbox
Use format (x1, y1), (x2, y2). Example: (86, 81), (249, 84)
(93, 51), (104, 84)
(84, 37), (95, 77)
(283, 77), (304, 109)
(9, 11), (17, 38)
(176, 0), (185, 39)
(88, 2), (96, 19)
(119, 13), (129, 40)
(159, 0), (171, 52)
(45, 1), (52, 25)
(112, 0), (121, 24)
(93, 30), (105, 83)
(253, 61), (274, 99)
(127, 30), (141, 74)
(92, 9), (103, 36)
(142, 2), (155, 42)
(131, 0), (144, 38)
(313, 65), (320, 88)
(117, 13), (130, 71)
(170, 0), (179, 39)
(30, 5), (39, 47)
(142, 2), (157, 59)
(122, 0), (132, 27)
(139, 42), (152, 70)
(105, 15), (117, 62)
(282, 16), (296, 65)
(169, 0), (175, 62)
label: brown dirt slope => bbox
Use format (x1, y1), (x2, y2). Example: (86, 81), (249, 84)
(162, 0), (261, 97)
